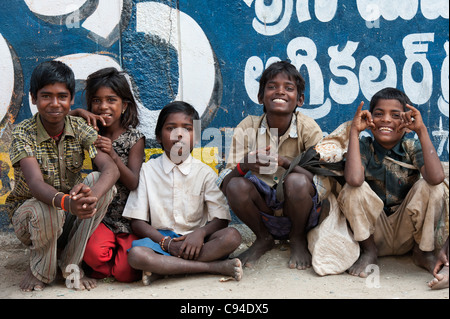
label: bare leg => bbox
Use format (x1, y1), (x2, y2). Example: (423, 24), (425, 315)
(197, 227), (242, 262)
(412, 243), (436, 273)
(128, 247), (243, 283)
(225, 177), (275, 268)
(428, 237), (449, 290)
(348, 235), (378, 277)
(283, 173), (315, 270)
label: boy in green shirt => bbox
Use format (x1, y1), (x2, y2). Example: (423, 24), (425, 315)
(6, 61), (119, 291)
(339, 87), (446, 281)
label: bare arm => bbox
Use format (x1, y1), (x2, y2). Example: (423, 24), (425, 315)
(344, 102), (374, 186)
(69, 108), (105, 131)
(19, 155), (116, 219)
(95, 135), (145, 190)
(89, 150), (120, 198)
(399, 104), (445, 185)
(20, 157), (63, 206)
(130, 219), (162, 242)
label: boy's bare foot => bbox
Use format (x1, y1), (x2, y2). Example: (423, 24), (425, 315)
(288, 238), (311, 270)
(428, 265), (449, 290)
(412, 245), (436, 273)
(20, 267), (46, 292)
(142, 271), (164, 286)
(214, 258), (243, 281)
(237, 237), (275, 268)
(347, 250), (378, 278)
(78, 276), (97, 290)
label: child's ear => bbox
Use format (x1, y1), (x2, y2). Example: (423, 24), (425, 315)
(122, 101), (128, 113)
(297, 94), (305, 107)
(31, 94), (37, 105)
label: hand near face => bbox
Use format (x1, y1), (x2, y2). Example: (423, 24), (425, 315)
(351, 101), (375, 133)
(398, 104), (425, 133)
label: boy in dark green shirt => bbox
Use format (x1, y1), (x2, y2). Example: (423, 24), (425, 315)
(338, 87), (446, 281)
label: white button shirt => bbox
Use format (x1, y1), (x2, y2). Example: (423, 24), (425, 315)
(122, 153), (231, 235)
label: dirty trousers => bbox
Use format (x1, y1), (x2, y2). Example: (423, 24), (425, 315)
(12, 172), (116, 284)
(337, 179), (445, 256)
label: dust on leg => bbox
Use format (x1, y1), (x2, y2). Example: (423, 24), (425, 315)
(347, 235), (378, 278)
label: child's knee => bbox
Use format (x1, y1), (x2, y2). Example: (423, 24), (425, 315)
(223, 227), (242, 249)
(283, 173), (312, 198)
(127, 246), (147, 268)
(226, 177), (253, 198)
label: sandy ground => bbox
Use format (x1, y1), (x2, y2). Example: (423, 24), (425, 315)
(0, 224), (448, 301)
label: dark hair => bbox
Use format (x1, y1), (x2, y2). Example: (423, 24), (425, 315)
(29, 60), (75, 99)
(370, 87), (411, 113)
(257, 60), (305, 112)
(85, 67), (139, 129)
(155, 101), (200, 150)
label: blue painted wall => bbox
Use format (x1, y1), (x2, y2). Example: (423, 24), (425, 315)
(0, 0), (449, 231)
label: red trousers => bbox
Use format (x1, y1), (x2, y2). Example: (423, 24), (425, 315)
(84, 223), (140, 282)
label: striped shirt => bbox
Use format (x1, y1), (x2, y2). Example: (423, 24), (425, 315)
(5, 114), (98, 219)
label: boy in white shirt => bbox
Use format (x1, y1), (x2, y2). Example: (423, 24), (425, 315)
(123, 101), (243, 284)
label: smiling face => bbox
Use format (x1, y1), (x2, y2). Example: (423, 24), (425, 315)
(157, 111), (195, 164)
(90, 86), (127, 130)
(370, 98), (406, 149)
(259, 72), (304, 115)
(32, 82), (73, 132)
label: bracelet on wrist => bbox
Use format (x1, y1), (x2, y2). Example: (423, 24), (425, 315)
(159, 236), (171, 252)
(52, 192), (64, 209)
(60, 194), (69, 212)
(236, 163), (248, 176)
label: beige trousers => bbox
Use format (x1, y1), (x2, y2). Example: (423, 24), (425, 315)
(337, 179), (445, 256)
(12, 172), (116, 283)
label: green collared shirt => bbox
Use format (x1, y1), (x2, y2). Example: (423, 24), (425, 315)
(360, 135), (424, 215)
(5, 114), (98, 219)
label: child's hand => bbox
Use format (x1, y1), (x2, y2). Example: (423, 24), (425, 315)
(169, 230), (205, 260)
(243, 146), (278, 174)
(70, 108), (106, 131)
(69, 183), (92, 199)
(68, 183), (98, 219)
(94, 135), (114, 158)
(351, 101), (374, 133)
(398, 104), (425, 133)
(180, 231), (205, 260)
(277, 155), (291, 170)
